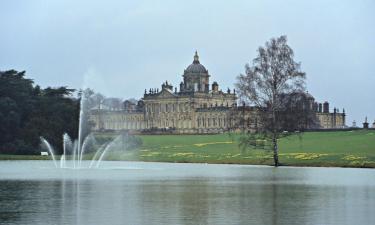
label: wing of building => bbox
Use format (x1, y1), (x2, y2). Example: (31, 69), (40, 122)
(90, 52), (346, 134)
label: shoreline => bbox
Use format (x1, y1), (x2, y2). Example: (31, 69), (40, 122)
(1, 154), (374, 169)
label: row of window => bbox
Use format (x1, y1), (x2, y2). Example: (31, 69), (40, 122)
(145, 103), (190, 113)
(102, 116), (141, 122)
(146, 120), (192, 129)
(102, 121), (144, 130)
(99, 116), (259, 129)
(197, 117), (228, 128)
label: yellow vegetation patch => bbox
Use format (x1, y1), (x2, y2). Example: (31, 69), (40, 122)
(140, 152), (161, 157)
(293, 153), (328, 160)
(160, 145), (187, 149)
(171, 152), (195, 157)
(193, 141), (234, 147)
(342, 155), (366, 161)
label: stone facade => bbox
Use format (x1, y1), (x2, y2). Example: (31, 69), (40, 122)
(90, 52), (346, 133)
(316, 111), (346, 129)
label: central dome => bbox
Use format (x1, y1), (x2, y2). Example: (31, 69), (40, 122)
(185, 51), (208, 74)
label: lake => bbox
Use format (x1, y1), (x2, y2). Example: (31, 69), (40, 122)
(0, 161), (374, 225)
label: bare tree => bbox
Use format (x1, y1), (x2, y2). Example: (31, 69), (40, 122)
(103, 97), (123, 111)
(91, 93), (106, 110)
(235, 35), (307, 167)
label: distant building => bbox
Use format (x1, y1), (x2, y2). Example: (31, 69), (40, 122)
(363, 117), (369, 129)
(90, 52), (346, 134)
(315, 103), (346, 129)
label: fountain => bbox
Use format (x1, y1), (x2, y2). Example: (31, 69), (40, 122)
(40, 132), (120, 169)
(40, 89), (122, 169)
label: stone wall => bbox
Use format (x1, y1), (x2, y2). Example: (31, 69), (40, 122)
(316, 112), (346, 129)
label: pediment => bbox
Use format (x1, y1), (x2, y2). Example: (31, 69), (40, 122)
(156, 89), (177, 98)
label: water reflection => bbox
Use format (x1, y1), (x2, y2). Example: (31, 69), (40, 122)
(0, 162), (374, 225)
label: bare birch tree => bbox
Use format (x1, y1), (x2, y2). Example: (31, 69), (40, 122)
(235, 35), (307, 167)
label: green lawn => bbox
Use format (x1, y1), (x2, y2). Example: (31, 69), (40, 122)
(101, 130), (375, 168)
(1, 130), (375, 168)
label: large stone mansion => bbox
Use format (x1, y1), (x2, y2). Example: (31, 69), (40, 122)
(90, 52), (346, 134)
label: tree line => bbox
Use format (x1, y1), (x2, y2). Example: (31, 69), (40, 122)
(0, 70), (80, 154)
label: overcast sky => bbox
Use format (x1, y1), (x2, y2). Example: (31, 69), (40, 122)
(1, 0), (374, 125)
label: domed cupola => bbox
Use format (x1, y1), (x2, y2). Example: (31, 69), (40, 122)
(182, 51), (210, 92)
(185, 51), (208, 74)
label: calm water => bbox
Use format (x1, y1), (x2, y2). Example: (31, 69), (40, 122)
(0, 161), (374, 225)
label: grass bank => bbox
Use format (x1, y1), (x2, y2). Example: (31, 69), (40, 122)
(1, 130), (375, 168)
(101, 130), (375, 168)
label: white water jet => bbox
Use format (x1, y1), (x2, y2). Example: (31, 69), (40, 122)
(62, 133), (73, 168)
(40, 137), (58, 168)
(77, 90), (89, 166)
(79, 134), (96, 168)
(73, 140), (78, 169)
(96, 135), (122, 168)
(89, 142), (109, 168)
